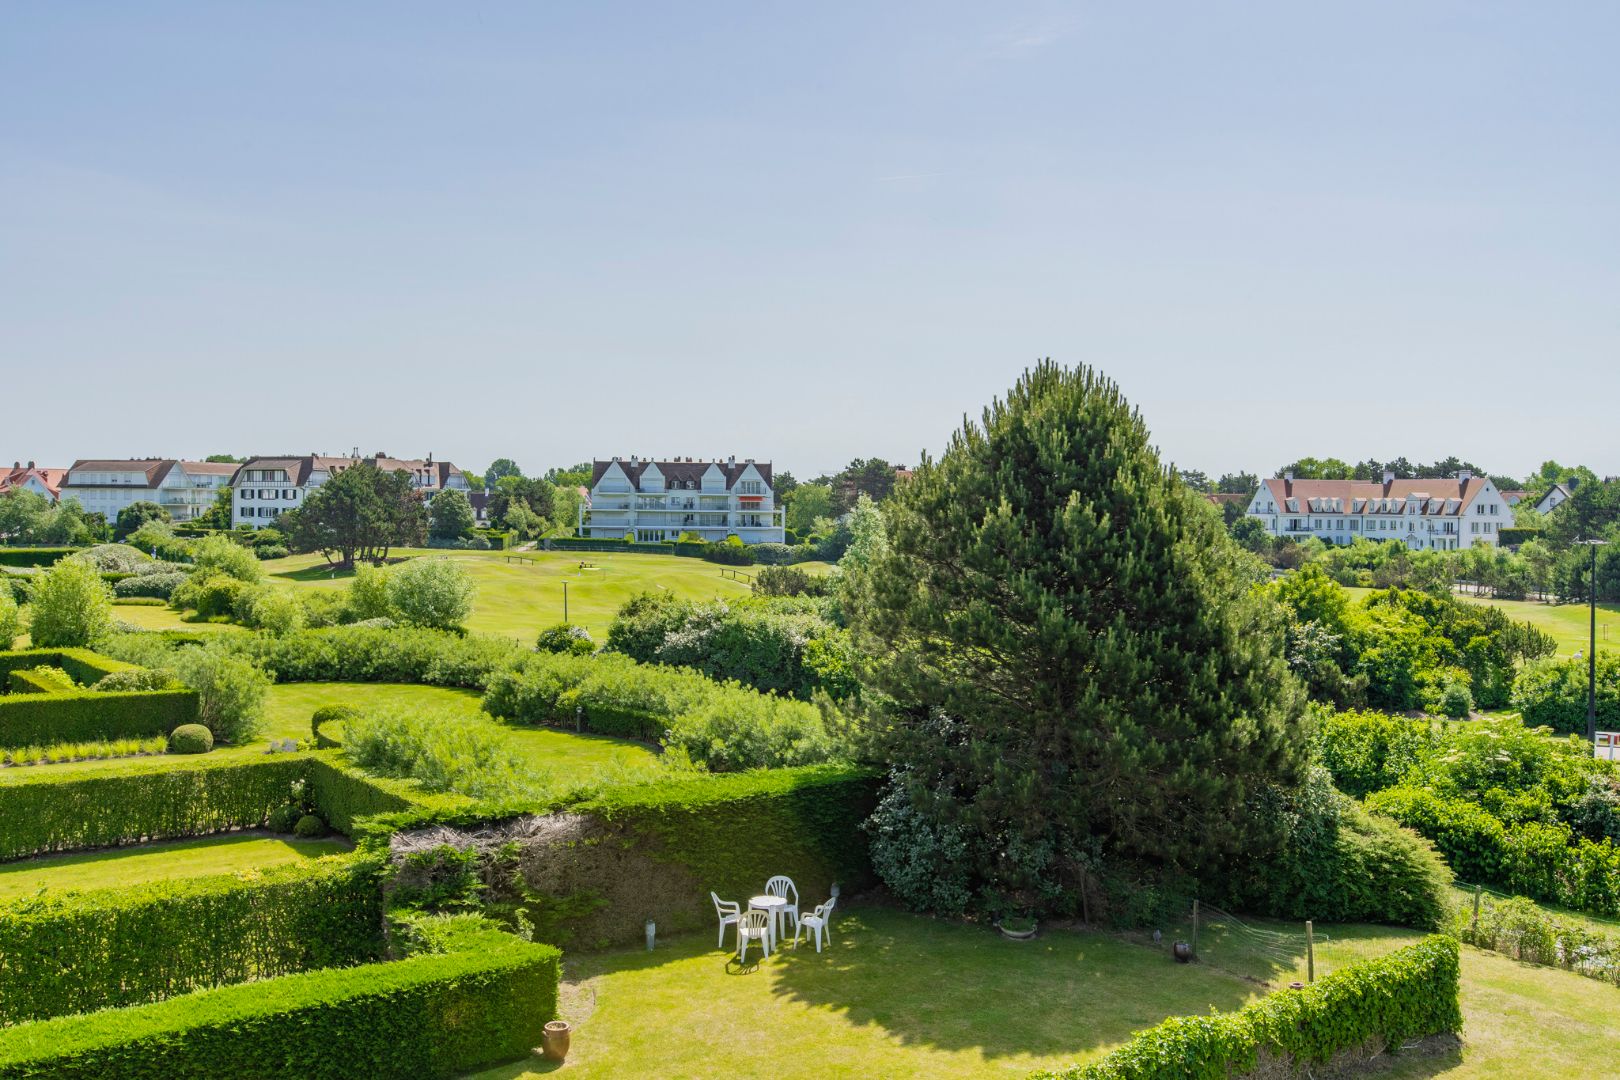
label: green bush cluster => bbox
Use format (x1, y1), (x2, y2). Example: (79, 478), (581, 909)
(217, 625), (523, 688)
(1310, 708), (1442, 798)
(0, 854), (384, 1026)
(482, 650), (841, 770)
(0, 914), (559, 1080)
(1513, 653), (1620, 735)
(343, 706), (537, 800)
(1369, 786), (1620, 915)
(1029, 936), (1462, 1080)
(1450, 891), (1620, 986)
(606, 591), (856, 701)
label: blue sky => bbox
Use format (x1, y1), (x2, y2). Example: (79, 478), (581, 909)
(3, 2), (1616, 481)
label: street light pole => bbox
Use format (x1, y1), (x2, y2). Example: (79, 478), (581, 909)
(1580, 539), (1608, 744)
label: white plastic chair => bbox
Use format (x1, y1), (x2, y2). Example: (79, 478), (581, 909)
(794, 897), (836, 952)
(711, 892), (741, 949)
(737, 909), (772, 963)
(764, 875), (799, 936)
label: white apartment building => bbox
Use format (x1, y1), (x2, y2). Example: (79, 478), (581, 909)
(583, 456), (785, 544)
(1245, 470), (1510, 551)
(232, 453), (471, 528)
(60, 459), (239, 523)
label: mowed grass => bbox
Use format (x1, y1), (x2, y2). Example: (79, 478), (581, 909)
(469, 907), (1270, 1080)
(0, 832), (350, 899)
(261, 548), (753, 642)
(468, 908), (1620, 1080)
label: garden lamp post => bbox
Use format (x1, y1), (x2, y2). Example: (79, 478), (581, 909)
(1579, 539), (1608, 743)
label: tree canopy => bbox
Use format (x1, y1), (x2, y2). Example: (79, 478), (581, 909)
(282, 462), (426, 567)
(847, 361), (1308, 913)
(482, 458), (523, 490)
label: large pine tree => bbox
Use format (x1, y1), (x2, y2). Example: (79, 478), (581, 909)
(848, 361), (1307, 911)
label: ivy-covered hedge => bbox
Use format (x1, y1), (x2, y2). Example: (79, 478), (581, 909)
(0, 919), (560, 1080)
(0, 854), (384, 1025)
(1029, 936), (1462, 1080)
(387, 764), (882, 949)
(0, 548), (77, 568)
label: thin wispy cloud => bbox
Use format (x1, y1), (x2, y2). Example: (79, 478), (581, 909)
(986, 18), (1075, 58)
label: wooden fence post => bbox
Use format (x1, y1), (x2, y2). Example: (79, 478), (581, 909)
(1306, 920), (1314, 983)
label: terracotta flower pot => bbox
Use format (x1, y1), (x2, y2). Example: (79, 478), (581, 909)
(541, 1020), (573, 1062)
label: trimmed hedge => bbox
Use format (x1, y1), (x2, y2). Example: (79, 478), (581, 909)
(0, 648), (197, 748)
(0, 753), (461, 860)
(0, 548), (77, 568)
(0, 921), (560, 1079)
(1029, 936), (1462, 1080)
(0, 755), (308, 860)
(0, 854), (384, 1025)
(220, 626), (523, 689)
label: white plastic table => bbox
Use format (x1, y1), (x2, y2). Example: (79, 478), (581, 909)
(748, 895), (789, 951)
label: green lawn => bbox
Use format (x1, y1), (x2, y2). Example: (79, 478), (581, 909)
(466, 907), (1619, 1080)
(0, 832), (350, 899)
(261, 548), (754, 642)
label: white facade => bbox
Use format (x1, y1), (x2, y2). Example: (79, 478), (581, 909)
(60, 460), (238, 523)
(232, 454), (471, 528)
(1535, 484), (1572, 515)
(583, 456), (785, 544)
(1245, 470), (1509, 551)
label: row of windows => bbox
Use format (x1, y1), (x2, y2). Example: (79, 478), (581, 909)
(1470, 521), (1499, 534)
(239, 507), (283, 519)
(241, 469), (290, 483)
(1475, 503), (1501, 515)
(239, 489), (300, 502)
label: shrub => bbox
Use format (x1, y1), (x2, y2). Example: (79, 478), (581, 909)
(748, 542), (800, 565)
(701, 535), (755, 565)
(294, 813), (328, 837)
(0, 548), (77, 569)
(1366, 786), (1508, 884)
(299, 588), (355, 628)
(1310, 708), (1440, 798)
(865, 774), (975, 916)
(92, 666), (175, 692)
(267, 803), (302, 833)
(386, 558), (476, 630)
(245, 587), (308, 636)
(14, 664), (76, 693)
(1222, 768), (1451, 929)
(0, 855), (384, 1026)
(171, 643), (270, 744)
(349, 563), (394, 620)
(170, 571), (250, 619)
(223, 625), (521, 688)
(661, 688), (836, 771)
(26, 557), (114, 647)
(0, 589), (17, 651)
(343, 706), (536, 800)
(168, 723), (215, 754)
(1451, 891), (1620, 985)
(1440, 677), (1474, 719)
(190, 532), (265, 583)
(0, 918), (559, 1080)
(753, 565), (832, 598)
(1514, 654), (1620, 735)
(114, 569), (188, 599)
(1029, 936), (1462, 1080)
(255, 543), (291, 560)
(73, 543), (153, 574)
(312, 704), (358, 748)
(535, 622), (595, 655)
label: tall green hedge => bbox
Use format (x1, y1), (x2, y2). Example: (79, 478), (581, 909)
(0, 921), (559, 1079)
(1029, 936), (1462, 1080)
(0, 753), (458, 861)
(0, 755), (307, 860)
(0, 549), (77, 569)
(0, 648), (196, 748)
(577, 763), (881, 901)
(0, 854), (384, 1025)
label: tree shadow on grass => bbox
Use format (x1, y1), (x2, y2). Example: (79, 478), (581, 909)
(760, 906), (1262, 1062)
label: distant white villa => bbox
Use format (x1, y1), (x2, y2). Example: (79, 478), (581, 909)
(1245, 470), (1511, 551)
(583, 456), (785, 544)
(61, 459), (238, 523)
(232, 452), (470, 528)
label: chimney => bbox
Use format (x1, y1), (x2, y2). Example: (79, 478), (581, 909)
(1282, 471), (1293, 497)
(1382, 468), (1395, 488)
(728, 455), (736, 466)
(1457, 469), (1471, 483)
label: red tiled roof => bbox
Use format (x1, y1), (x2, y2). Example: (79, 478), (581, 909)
(590, 458), (775, 493)
(1259, 476), (1489, 517)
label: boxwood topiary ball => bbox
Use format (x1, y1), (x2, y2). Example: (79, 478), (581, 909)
(293, 813), (328, 838)
(167, 723), (214, 754)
